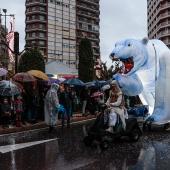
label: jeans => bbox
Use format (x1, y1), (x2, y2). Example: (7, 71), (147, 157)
(82, 100), (87, 114)
(57, 105), (66, 127)
(27, 105), (38, 121)
(65, 107), (72, 127)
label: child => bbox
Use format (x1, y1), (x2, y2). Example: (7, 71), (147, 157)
(0, 97), (11, 128)
(14, 93), (25, 127)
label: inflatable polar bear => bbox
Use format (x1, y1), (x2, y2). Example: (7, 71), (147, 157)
(110, 37), (170, 122)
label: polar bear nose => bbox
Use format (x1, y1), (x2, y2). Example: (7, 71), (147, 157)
(110, 53), (115, 60)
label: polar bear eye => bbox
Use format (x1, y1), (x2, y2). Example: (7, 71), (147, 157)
(128, 44), (131, 46)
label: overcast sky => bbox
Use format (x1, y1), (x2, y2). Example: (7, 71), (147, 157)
(0, 0), (147, 67)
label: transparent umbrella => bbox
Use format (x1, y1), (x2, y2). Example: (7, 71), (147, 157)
(0, 68), (8, 76)
(13, 72), (36, 82)
(0, 80), (21, 96)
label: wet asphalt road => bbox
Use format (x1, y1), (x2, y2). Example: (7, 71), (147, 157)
(0, 121), (170, 170)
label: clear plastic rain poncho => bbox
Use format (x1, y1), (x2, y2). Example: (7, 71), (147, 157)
(44, 83), (60, 126)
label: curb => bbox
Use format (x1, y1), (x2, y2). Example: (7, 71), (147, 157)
(0, 114), (96, 135)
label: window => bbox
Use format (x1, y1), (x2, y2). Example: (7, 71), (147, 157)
(40, 7), (46, 12)
(39, 41), (45, 45)
(39, 32), (45, 38)
(32, 24), (35, 28)
(32, 7), (36, 11)
(49, 41), (54, 46)
(39, 15), (45, 20)
(32, 32), (35, 37)
(55, 42), (62, 47)
(39, 24), (45, 29)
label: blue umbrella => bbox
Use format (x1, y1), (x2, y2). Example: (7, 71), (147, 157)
(46, 73), (55, 77)
(103, 79), (113, 86)
(85, 81), (96, 88)
(62, 78), (85, 86)
(47, 77), (60, 86)
(0, 80), (21, 96)
(95, 80), (106, 87)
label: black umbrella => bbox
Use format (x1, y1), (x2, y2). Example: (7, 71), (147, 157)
(62, 78), (85, 86)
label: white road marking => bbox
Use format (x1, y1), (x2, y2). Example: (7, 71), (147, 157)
(0, 138), (58, 153)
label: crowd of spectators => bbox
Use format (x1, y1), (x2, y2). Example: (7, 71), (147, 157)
(0, 78), (141, 129)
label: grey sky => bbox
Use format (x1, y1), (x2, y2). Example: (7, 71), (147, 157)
(0, 0), (147, 67)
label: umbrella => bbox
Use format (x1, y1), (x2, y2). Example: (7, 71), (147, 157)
(95, 80), (106, 87)
(62, 78), (85, 86)
(0, 68), (8, 76)
(13, 72), (36, 82)
(0, 80), (21, 96)
(47, 77), (60, 86)
(27, 70), (50, 81)
(85, 81), (96, 88)
(103, 79), (113, 86)
(46, 73), (55, 77)
(58, 77), (66, 83)
(102, 84), (110, 91)
(12, 81), (23, 91)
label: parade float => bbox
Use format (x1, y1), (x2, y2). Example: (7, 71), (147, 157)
(109, 37), (170, 127)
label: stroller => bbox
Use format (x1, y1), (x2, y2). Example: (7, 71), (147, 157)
(84, 106), (142, 150)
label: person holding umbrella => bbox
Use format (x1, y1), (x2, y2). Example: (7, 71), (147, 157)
(60, 84), (75, 128)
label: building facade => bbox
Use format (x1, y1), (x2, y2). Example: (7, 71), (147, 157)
(25, 0), (100, 69)
(0, 13), (8, 67)
(147, 0), (170, 48)
(76, 0), (100, 63)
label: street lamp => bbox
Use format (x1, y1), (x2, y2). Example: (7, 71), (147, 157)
(2, 9), (7, 70)
(0, 9), (15, 77)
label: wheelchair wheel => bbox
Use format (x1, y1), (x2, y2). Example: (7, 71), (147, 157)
(129, 129), (141, 142)
(100, 139), (110, 150)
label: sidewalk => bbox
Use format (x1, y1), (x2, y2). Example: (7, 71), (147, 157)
(0, 113), (96, 135)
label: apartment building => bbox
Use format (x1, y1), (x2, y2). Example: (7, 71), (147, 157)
(0, 14), (8, 66)
(25, 0), (100, 69)
(76, 0), (100, 62)
(147, 0), (170, 48)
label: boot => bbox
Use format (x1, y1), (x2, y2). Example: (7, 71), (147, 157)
(49, 126), (54, 133)
(49, 126), (56, 133)
(106, 126), (113, 133)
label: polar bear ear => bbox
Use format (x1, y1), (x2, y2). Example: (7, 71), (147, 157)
(141, 37), (149, 45)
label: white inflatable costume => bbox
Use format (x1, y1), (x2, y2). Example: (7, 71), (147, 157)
(110, 37), (170, 122)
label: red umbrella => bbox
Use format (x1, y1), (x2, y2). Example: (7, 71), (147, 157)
(13, 72), (36, 82)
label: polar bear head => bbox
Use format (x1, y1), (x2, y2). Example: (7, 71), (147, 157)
(110, 37), (149, 76)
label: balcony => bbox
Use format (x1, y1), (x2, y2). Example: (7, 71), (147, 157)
(25, 9), (47, 14)
(25, 17), (47, 23)
(157, 30), (170, 39)
(25, 0), (47, 6)
(77, 3), (99, 13)
(78, 0), (99, 6)
(25, 36), (47, 40)
(77, 19), (99, 26)
(25, 26), (47, 32)
(77, 11), (99, 20)
(77, 26), (99, 33)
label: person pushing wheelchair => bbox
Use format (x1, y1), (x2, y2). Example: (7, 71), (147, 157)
(103, 80), (128, 133)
